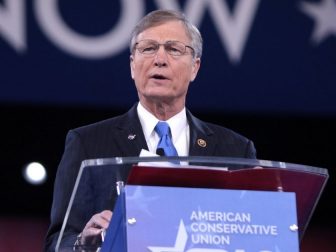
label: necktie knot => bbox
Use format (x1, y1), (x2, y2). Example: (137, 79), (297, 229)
(155, 121), (171, 138)
(154, 121), (179, 159)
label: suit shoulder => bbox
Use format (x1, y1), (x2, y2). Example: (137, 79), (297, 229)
(73, 115), (123, 133)
(69, 109), (134, 137)
(205, 121), (252, 144)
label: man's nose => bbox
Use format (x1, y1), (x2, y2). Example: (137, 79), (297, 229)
(154, 45), (168, 67)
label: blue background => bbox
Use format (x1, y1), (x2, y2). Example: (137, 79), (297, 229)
(1, 0), (335, 115)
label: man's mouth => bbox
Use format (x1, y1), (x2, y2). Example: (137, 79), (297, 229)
(151, 74), (168, 80)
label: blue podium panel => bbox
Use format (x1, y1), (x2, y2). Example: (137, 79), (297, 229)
(125, 185), (299, 252)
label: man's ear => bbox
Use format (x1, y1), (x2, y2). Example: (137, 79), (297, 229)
(190, 58), (201, 82)
(130, 55), (135, 79)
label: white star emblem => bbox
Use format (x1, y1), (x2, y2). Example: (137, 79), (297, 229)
(126, 186), (159, 216)
(299, 0), (336, 44)
(147, 220), (188, 252)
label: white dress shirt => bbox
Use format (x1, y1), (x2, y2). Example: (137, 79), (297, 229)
(137, 102), (189, 156)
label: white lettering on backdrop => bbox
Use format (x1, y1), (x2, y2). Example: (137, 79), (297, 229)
(0, 0), (260, 63)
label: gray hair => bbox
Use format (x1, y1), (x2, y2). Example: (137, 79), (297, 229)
(130, 9), (203, 58)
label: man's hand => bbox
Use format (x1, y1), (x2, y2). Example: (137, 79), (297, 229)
(80, 210), (112, 245)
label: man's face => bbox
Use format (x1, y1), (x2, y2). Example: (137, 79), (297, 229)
(130, 21), (200, 106)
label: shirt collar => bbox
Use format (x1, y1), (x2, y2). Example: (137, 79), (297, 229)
(137, 102), (187, 142)
(166, 107), (187, 143)
(137, 102), (160, 141)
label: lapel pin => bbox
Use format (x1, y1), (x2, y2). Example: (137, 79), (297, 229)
(197, 138), (207, 147)
(128, 134), (136, 140)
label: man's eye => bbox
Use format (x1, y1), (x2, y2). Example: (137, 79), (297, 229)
(142, 46), (156, 53)
(166, 45), (183, 54)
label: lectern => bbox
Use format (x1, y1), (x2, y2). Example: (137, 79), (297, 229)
(55, 157), (328, 252)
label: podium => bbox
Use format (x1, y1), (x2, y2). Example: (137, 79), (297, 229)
(55, 157), (328, 252)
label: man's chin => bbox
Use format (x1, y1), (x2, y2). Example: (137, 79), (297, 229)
(144, 93), (177, 103)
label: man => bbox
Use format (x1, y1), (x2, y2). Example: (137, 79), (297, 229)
(44, 9), (256, 252)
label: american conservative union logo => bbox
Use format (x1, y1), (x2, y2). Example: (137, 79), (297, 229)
(125, 186), (299, 252)
(148, 217), (279, 252)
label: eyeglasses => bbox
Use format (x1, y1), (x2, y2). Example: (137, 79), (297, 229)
(134, 39), (195, 57)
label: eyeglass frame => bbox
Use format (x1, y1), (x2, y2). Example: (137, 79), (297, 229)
(133, 39), (195, 57)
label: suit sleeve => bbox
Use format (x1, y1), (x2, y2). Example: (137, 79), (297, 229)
(44, 130), (87, 252)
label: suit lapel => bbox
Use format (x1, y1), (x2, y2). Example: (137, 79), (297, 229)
(187, 110), (217, 156)
(114, 104), (148, 157)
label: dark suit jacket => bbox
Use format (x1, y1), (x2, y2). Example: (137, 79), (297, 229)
(44, 104), (256, 251)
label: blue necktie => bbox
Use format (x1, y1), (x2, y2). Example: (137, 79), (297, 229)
(155, 121), (179, 158)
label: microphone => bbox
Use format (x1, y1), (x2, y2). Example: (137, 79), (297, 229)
(156, 148), (164, 156)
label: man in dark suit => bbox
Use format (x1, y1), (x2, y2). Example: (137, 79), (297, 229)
(44, 9), (256, 252)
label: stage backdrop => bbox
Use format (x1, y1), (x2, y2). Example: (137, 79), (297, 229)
(1, 0), (335, 116)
